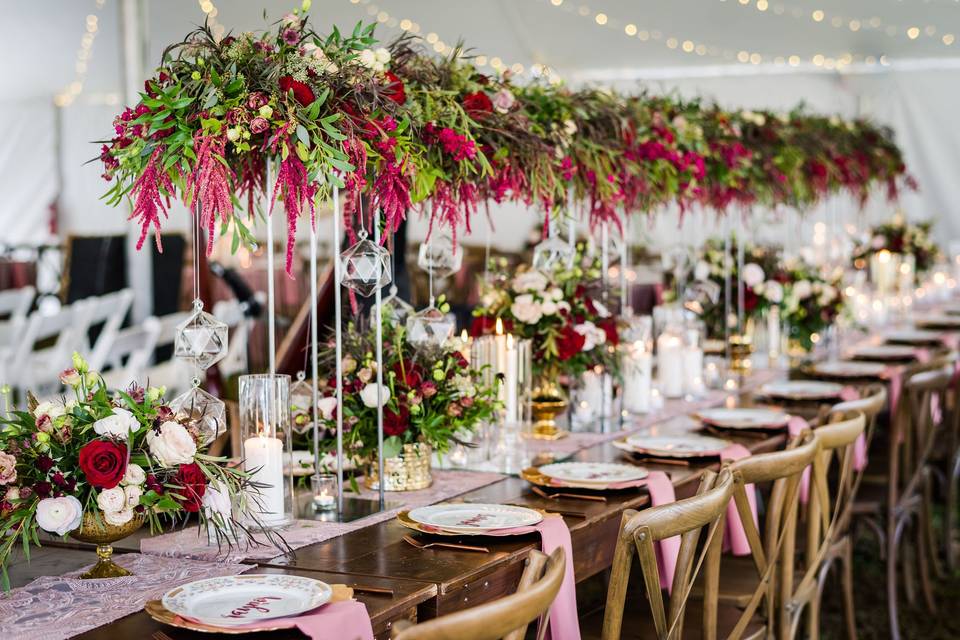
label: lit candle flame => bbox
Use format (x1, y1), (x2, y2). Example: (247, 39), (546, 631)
(495, 317), (503, 336)
(460, 329), (468, 341)
(506, 333), (514, 349)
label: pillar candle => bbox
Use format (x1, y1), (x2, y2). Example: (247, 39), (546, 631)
(243, 434), (285, 524)
(657, 333), (684, 398)
(682, 346), (704, 396)
(622, 346), (652, 414)
(504, 334), (518, 424)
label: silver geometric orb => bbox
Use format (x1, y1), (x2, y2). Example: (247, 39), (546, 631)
(168, 385), (226, 446)
(417, 230), (463, 278)
(174, 300), (229, 371)
(339, 234), (392, 297)
(405, 305), (456, 355)
(531, 236), (574, 271)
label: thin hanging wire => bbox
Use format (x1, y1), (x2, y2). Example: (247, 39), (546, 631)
(191, 199), (202, 389)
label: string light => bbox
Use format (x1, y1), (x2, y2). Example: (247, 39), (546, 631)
(55, 0), (106, 107)
(199, 0), (226, 42)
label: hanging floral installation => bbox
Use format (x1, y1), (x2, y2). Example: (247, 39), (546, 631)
(99, 4), (914, 275)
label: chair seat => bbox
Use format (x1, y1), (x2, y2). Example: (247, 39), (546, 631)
(688, 554), (805, 608)
(580, 594), (766, 640)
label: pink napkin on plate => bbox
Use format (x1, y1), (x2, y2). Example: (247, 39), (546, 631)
(720, 444), (759, 556)
(183, 600), (374, 640)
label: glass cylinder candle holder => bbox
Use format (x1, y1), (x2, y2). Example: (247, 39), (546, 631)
(656, 320), (685, 399)
(682, 319), (705, 398)
(310, 473), (337, 512)
(621, 340), (652, 415)
(239, 374), (293, 529)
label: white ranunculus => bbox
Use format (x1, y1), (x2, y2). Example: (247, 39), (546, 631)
(593, 300), (612, 319)
(203, 481), (232, 519)
(122, 463), (145, 487)
(96, 486), (126, 513)
(548, 287), (564, 301)
(34, 401), (67, 420)
(764, 281), (784, 303)
(360, 383), (390, 409)
(742, 263), (765, 288)
(358, 48), (377, 68)
(574, 321), (607, 352)
(374, 47), (391, 64)
(317, 397), (338, 421)
(511, 294), (543, 325)
(35, 496), (83, 536)
(694, 260), (711, 282)
(147, 421), (198, 467)
(104, 508), (133, 527)
(93, 408), (140, 439)
(541, 300), (558, 315)
(793, 280), (813, 299)
(124, 485), (142, 509)
(512, 270), (549, 293)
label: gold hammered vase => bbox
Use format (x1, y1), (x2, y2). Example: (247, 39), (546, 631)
(365, 442), (433, 491)
(70, 511), (145, 579)
(528, 374), (569, 440)
(728, 333), (754, 373)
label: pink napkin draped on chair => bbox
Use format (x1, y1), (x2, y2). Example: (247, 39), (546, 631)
(182, 600), (375, 640)
(719, 444), (760, 556)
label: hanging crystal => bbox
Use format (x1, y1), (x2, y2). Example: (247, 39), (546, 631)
(289, 372), (314, 436)
(169, 380), (226, 446)
(374, 284), (415, 325)
(406, 305), (456, 355)
(417, 230), (463, 279)
(174, 299), (229, 370)
(532, 236), (575, 271)
(338, 230), (392, 297)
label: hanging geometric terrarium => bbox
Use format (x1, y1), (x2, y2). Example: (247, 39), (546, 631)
(289, 373), (315, 436)
(168, 384), (226, 446)
(531, 235), (574, 271)
(374, 284), (416, 325)
(406, 305), (456, 355)
(417, 230), (463, 278)
(339, 232), (392, 297)
(174, 300), (229, 370)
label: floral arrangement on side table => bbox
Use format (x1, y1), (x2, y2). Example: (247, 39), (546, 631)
(0, 354), (272, 586)
(852, 215), (940, 277)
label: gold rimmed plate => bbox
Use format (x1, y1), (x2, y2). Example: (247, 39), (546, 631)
(521, 464), (648, 490)
(613, 433), (732, 459)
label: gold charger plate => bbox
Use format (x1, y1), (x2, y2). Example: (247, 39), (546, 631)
(397, 508), (550, 537)
(520, 466), (647, 490)
(145, 584), (353, 634)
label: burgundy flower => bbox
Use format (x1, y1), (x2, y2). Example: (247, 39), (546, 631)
(279, 75), (315, 106)
(462, 91), (493, 119)
(383, 405), (410, 437)
(598, 318), (619, 347)
(382, 71), (406, 105)
(282, 28), (300, 46)
(37, 455), (55, 473)
(555, 323), (587, 361)
(393, 360), (424, 388)
(246, 92), (269, 110)
(145, 473), (164, 495)
(33, 481), (52, 498)
(173, 463), (207, 513)
(460, 396), (474, 408)
(78, 440), (127, 489)
(153, 405), (174, 428)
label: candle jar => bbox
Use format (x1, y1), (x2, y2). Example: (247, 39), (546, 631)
(310, 473), (337, 512)
(621, 341), (652, 414)
(656, 321), (685, 399)
(682, 320), (705, 398)
(239, 374), (293, 528)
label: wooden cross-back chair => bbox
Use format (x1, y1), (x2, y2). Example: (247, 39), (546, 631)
(391, 548), (565, 640)
(783, 412), (866, 640)
(588, 469), (766, 640)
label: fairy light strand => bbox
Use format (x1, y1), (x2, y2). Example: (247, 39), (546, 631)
(54, 0), (107, 107)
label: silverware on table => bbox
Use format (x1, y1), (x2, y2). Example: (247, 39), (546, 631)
(402, 535), (490, 553)
(530, 486), (607, 503)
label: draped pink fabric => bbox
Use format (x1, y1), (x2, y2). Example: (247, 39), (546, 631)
(720, 444), (759, 556)
(193, 600), (375, 640)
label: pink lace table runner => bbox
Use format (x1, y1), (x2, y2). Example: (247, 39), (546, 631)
(0, 553), (248, 640)
(140, 469), (506, 562)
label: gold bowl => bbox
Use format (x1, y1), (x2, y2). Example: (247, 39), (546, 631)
(70, 511), (145, 579)
(365, 442), (433, 491)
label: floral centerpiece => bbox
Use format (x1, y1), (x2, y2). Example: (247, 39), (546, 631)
(315, 317), (498, 491)
(0, 354), (274, 586)
(852, 215), (940, 276)
(779, 257), (844, 352)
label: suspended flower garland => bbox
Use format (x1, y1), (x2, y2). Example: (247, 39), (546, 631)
(99, 6), (914, 274)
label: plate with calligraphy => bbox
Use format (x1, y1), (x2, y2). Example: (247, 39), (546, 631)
(161, 574), (333, 628)
(403, 503), (543, 535)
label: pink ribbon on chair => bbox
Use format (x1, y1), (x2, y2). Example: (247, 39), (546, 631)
(720, 444), (759, 556)
(837, 387), (868, 472)
(788, 416), (813, 505)
(188, 600), (375, 640)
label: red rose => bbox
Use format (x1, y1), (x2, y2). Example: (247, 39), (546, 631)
(382, 71), (406, 105)
(555, 324), (586, 361)
(462, 91), (493, 119)
(78, 440), (127, 489)
(598, 318), (619, 347)
(278, 75), (315, 106)
(173, 463), (207, 513)
(392, 359), (423, 388)
(384, 405), (410, 437)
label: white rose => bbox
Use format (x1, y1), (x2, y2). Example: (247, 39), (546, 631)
(147, 421), (198, 467)
(318, 397), (338, 420)
(541, 300), (558, 315)
(93, 408), (140, 439)
(556, 300), (571, 313)
(548, 287), (564, 301)
(104, 508), (133, 526)
(593, 300), (612, 319)
(793, 280), (812, 299)
(124, 485), (142, 509)
(574, 321), (606, 352)
(512, 270), (549, 293)
(819, 284), (837, 304)
(360, 383), (390, 409)
(492, 88), (515, 114)
(35, 496), (83, 536)
(742, 263), (765, 288)
(96, 486), (126, 513)
(358, 49), (376, 68)
(203, 481), (233, 519)
(34, 401), (67, 420)
(694, 261), (711, 282)
(511, 294), (543, 325)
(374, 47), (391, 64)
(764, 281), (784, 303)
(122, 463), (145, 487)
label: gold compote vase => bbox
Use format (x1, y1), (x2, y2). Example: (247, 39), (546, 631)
(528, 368), (569, 440)
(70, 511), (145, 579)
(365, 442), (433, 491)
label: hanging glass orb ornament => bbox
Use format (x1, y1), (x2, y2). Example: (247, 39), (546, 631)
(373, 284), (416, 325)
(417, 230), (463, 279)
(531, 235), (574, 271)
(174, 299), (229, 370)
(406, 305), (456, 355)
(339, 230), (392, 297)
(168, 381), (227, 446)
(289, 372), (315, 436)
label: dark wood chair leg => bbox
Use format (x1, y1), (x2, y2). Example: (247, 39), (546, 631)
(840, 537), (858, 640)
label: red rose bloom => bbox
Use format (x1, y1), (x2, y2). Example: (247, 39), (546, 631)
(382, 71), (406, 105)
(462, 91), (493, 119)
(393, 360), (424, 388)
(173, 463), (207, 513)
(278, 75), (315, 106)
(383, 405), (410, 437)
(555, 324), (586, 361)
(78, 440), (127, 489)
(598, 318), (619, 347)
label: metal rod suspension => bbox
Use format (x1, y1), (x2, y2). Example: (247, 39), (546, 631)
(332, 185), (345, 515)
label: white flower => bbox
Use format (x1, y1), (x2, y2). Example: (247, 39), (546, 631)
(35, 496), (83, 536)
(124, 485), (142, 509)
(96, 486), (126, 513)
(548, 287), (564, 301)
(764, 281), (784, 304)
(122, 463), (145, 487)
(93, 408), (140, 439)
(451, 374), (476, 398)
(258, 105), (273, 119)
(541, 300), (558, 315)
(793, 280), (812, 299)
(203, 481), (232, 519)
(104, 508), (133, 527)
(226, 128), (240, 142)
(593, 300), (612, 319)
(358, 49), (377, 68)
(317, 397), (338, 420)
(281, 12), (299, 26)
(574, 321), (607, 352)
(511, 294), (543, 324)
(34, 401), (67, 420)
(147, 421), (197, 467)
(563, 119), (578, 136)
(512, 270), (549, 293)
(557, 300), (571, 314)
(374, 47), (391, 64)
(694, 260), (711, 282)
(742, 263), (765, 288)
(819, 284), (837, 304)
(360, 383), (390, 409)
(492, 88), (515, 114)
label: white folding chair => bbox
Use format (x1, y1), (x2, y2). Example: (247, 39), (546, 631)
(10, 299), (96, 397)
(99, 316), (162, 392)
(213, 298), (249, 380)
(0, 286), (35, 385)
(84, 289), (134, 372)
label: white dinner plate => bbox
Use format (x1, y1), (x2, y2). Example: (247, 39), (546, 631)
(811, 361), (888, 378)
(697, 408), (789, 430)
(537, 461), (648, 486)
(916, 315), (960, 329)
(884, 329), (943, 345)
(162, 575), (333, 627)
(851, 345), (918, 361)
(758, 381), (845, 400)
(407, 503), (543, 533)
(617, 433), (731, 458)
